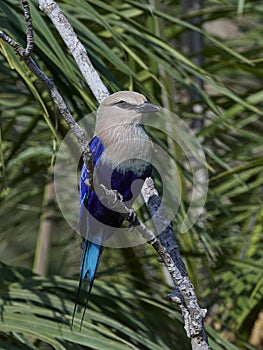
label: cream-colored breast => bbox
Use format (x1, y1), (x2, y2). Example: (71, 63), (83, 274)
(98, 124), (152, 174)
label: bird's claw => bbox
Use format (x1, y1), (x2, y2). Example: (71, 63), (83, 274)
(99, 185), (124, 207)
(112, 190), (123, 207)
(127, 209), (137, 230)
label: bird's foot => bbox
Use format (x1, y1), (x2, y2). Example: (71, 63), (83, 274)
(99, 185), (123, 207)
(112, 190), (123, 207)
(127, 209), (137, 230)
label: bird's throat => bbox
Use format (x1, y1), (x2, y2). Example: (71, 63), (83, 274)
(98, 124), (152, 174)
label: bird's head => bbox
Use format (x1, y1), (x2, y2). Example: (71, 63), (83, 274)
(95, 91), (160, 135)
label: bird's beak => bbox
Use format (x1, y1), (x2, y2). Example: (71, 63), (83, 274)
(137, 102), (160, 114)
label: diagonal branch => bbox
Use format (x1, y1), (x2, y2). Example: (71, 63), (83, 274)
(142, 178), (210, 349)
(38, 0), (109, 103)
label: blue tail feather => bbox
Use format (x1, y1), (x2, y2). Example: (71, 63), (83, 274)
(80, 240), (104, 284)
(72, 239), (104, 330)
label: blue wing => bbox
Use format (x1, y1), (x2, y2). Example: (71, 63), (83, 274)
(73, 136), (105, 328)
(79, 136), (105, 240)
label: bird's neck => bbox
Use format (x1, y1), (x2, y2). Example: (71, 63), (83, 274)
(97, 123), (147, 144)
(97, 123), (151, 173)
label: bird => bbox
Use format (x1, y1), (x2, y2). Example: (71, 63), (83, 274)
(73, 91), (160, 327)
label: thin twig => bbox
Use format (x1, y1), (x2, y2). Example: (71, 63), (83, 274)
(22, 0), (34, 57)
(0, 20), (94, 188)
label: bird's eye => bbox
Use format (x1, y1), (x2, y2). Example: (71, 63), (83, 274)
(115, 100), (131, 109)
(116, 100), (127, 105)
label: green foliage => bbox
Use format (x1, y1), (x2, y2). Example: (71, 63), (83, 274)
(0, 0), (263, 349)
(0, 262), (185, 350)
(0, 262), (245, 349)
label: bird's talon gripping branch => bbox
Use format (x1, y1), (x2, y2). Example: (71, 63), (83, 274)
(112, 190), (123, 207)
(98, 184), (123, 207)
(127, 208), (137, 225)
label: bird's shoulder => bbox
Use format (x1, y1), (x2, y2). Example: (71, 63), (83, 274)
(79, 136), (105, 200)
(89, 136), (105, 165)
